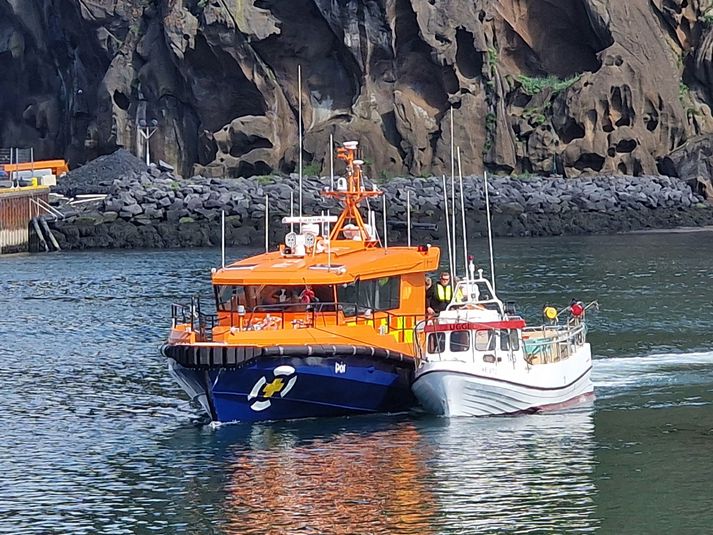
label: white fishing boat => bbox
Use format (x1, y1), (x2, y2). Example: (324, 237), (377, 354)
(412, 262), (596, 417)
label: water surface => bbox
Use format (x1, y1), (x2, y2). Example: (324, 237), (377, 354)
(0, 231), (711, 533)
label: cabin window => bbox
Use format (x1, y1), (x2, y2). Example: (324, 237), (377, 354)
(474, 330), (496, 351)
(337, 277), (401, 315)
(374, 277), (400, 310)
(215, 285), (335, 311)
(337, 282), (359, 316)
(500, 330), (520, 351)
(254, 285), (335, 308)
(427, 332), (446, 354)
(215, 285), (247, 311)
(450, 330), (470, 352)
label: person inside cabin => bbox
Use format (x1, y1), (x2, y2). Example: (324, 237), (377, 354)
(299, 285), (316, 304)
(428, 271), (454, 315)
(245, 285), (259, 309)
(259, 286), (282, 306)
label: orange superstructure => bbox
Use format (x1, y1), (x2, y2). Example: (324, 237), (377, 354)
(163, 140), (440, 423)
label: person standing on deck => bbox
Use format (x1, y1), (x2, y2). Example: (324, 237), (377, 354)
(428, 272), (453, 315)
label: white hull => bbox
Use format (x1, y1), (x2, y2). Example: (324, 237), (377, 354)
(413, 345), (594, 417)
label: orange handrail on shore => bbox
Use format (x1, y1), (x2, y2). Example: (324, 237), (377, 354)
(3, 159), (69, 175)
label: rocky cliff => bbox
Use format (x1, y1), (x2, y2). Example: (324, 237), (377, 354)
(3, 0), (713, 183)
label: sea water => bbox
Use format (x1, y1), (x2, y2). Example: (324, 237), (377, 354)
(0, 231), (711, 534)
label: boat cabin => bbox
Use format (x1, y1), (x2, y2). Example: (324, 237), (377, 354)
(169, 141), (440, 354)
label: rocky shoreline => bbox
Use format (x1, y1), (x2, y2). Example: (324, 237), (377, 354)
(45, 151), (713, 251)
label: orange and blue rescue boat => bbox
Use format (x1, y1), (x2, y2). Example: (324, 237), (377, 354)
(162, 141), (440, 423)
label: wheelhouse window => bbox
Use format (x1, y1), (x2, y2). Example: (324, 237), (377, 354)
(427, 332), (446, 354)
(500, 330), (520, 351)
(474, 329), (496, 351)
(215, 284), (335, 311)
(450, 331), (470, 352)
(336, 276), (401, 316)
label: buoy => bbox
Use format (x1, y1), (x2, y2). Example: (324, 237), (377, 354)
(543, 306), (558, 321)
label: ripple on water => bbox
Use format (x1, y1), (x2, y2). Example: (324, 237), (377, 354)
(0, 237), (711, 533)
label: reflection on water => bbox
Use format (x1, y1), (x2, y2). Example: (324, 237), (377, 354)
(422, 410), (597, 534)
(220, 419), (436, 534)
(208, 410), (597, 534)
(0, 234), (712, 533)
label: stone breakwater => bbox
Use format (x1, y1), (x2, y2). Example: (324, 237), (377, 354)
(49, 168), (713, 250)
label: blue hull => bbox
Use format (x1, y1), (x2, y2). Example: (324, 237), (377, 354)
(168, 354), (416, 423)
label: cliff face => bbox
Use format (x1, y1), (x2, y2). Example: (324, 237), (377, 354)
(2, 0), (713, 180)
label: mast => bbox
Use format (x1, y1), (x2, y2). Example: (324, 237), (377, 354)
(298, 65), (303, 229)
(323, 141), (382, 246)
(450, 107), (457, 277)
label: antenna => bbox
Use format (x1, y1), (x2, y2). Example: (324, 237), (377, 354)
(406, 189), (411, 247)
(329, 133), (334, 191)
(290, 190), (294, 233)
(265, 194), (269, 253)
(450, 107), (457, 277)
(442, 174), (454, 278)
(221, 209), (226, 268)
(382, 194), (388, 249)
(457, 147), (468, 277)
(484, 171), (496, 292)
(298, 65), (303, 230)
(327, 209), (332, 270)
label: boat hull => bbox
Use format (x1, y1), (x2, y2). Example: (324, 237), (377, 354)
(167, 353), (416, 424)
(412, 348), (593, 417)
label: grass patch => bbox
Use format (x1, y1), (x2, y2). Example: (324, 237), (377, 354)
(255, 175), (274, 185)
(517, 74), (581, 96)
(302, 162), (321, 176)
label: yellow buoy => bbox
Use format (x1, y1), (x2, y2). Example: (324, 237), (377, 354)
(543, 306), (558, 320)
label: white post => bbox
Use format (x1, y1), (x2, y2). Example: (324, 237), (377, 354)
(221, 210), (226, 268)
(484, 171), (496, 292)
(298, 65), (303, 229)
(383, 194), (388, 249)
(327, 209), (332, 270)
(406, 189), (412, 247)
(265, 194), (269, 254)
(330, 133), (334, 191)
(290, 190), (294, 234)
(450, 107), (457, 276)
(457, 147), (468, 276)
(442, 174), (454, 278)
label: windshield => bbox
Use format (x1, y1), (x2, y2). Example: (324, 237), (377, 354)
(214, 285), (336, 311)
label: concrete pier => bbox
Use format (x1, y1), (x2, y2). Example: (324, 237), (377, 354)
(0, 187), (50, 254)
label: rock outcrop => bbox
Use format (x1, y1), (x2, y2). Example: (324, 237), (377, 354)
(3, 1), (713, 183)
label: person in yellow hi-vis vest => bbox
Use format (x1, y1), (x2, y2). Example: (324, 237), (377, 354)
(427, 271), (453, 315)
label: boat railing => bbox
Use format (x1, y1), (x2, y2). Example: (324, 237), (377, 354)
(171, 299), (217, 342)
(522, 321), (587, 364)
(172, 299), (427, 343)
(415, 315), (588, 364)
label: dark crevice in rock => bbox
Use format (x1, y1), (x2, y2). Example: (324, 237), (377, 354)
(512, 0), (609, 77)
(183, 34), (266, 132)
(616, 139), (637, 153)
(574, 153), (605, 172)
(393, 0), (448, 111)
(441, 64), (459, 95)
(380, 111), (406, 162)
(254, 0), (361, 111)
(230, 131), (273, 158)
(113, 91), (130, 111)
(455, 27), (482, 79)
